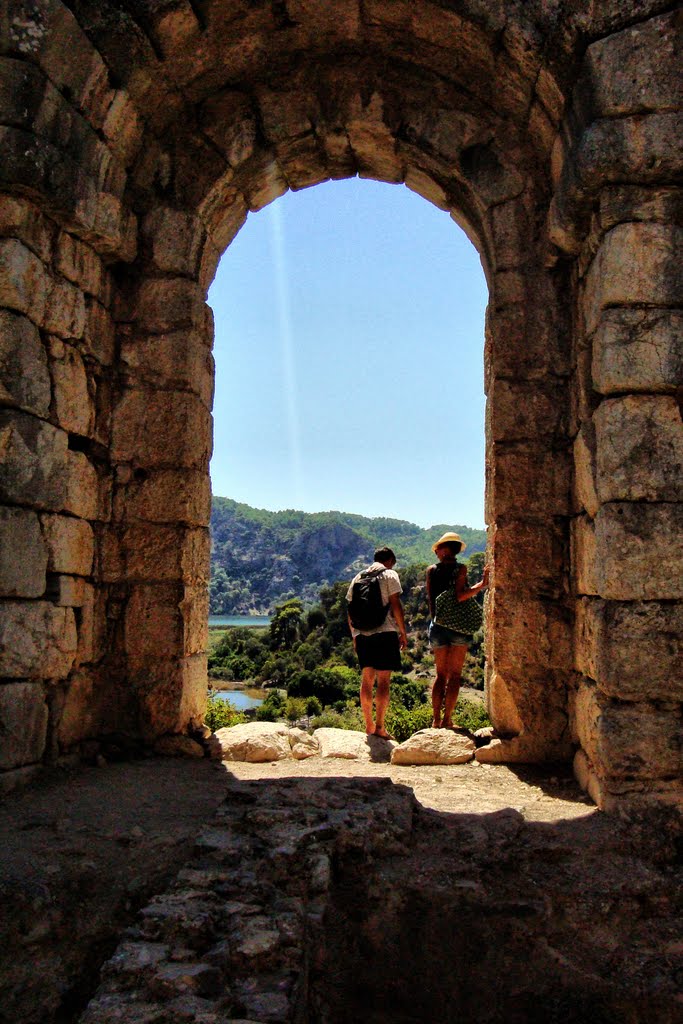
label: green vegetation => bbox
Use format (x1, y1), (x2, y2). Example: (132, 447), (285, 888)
(208, 552), (491, 741)
(209, 495), (487, 614)
(204, 692), (246, 731)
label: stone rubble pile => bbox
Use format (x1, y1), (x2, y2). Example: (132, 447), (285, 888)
(78, 777), (416, 1024)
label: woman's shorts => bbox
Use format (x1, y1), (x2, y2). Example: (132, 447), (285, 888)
(355, 631), (402, 671)
(428, 621), (471, 650)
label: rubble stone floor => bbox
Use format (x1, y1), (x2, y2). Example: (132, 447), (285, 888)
(0, 756), (680, 1024)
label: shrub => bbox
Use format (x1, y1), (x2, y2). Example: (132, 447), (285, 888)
(385, 703), (433, 741)
(454, 697), (491, 732)
(305, 695), (322, 716)
(205, 692), (246, 731)
(285, 697), (307, 723)
(310, 705), (365, 731)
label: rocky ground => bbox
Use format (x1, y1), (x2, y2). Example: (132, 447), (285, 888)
(0, 750), (680, 1023)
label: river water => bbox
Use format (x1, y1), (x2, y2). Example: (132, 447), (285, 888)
(208, 614), (271, 628)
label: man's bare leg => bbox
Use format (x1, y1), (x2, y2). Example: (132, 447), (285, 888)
(441, 645), (468, 728)
(360, 667), (377, 734)
(374, 671), (392, 737)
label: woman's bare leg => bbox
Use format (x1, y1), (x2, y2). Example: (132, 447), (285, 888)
(441, 645), (468, 728)
(432, 647), (449, 727)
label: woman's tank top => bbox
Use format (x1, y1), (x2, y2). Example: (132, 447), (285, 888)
(428, 561), (466, 618)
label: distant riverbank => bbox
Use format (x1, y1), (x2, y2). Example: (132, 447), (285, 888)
(209, 614), (271, 628)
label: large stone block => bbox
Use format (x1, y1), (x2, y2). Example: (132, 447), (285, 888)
(0, 195), (53, 263)
(583, 223), (681, 336)
(0, 309), (50, 416)
(574, 681), (681, 781)
(583, 11), (682, 118)
(131, 654), (207, 738)
(125, 583), (184, 661)
(572, 426), (599, 518)
(0, 237), (48, 325)
(56, 232), (107, 301)
(141, 209), (202, 276)
(486, 443), (571, 520)
(0, 410), (67, 509)
(487, 379), (568, 443)
(44, 275), (86, 339)
(120, 330), (214, 409)
(592, 309), (683, 395)
(125, 469), (211, 526)
(0, 507), (47, 597)
(83, 297), (116, 366)
(0, 682), (48, 769)
(575, 597), (683, 702)
(41, 514), (94, 576)
(111, 389), (212, 470)
(593, 395), (683, 503)
(490, 519), (567, 599)
(133, 278), (206, 333)
(570, 514), (598, 596)
(594, 502), (683, 600)
(49, 338), (94, 435)
(109, 524), (209, 583)
(486, 303), (571, 380)
(489, 591), (573, 674)
(0, 601), (77, 678)
(180, 584), (209, 657)
(64, 450), (100, 520)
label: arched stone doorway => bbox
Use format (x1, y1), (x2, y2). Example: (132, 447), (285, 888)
(0, 1), (680, 809)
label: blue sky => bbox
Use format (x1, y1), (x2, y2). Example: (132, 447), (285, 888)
(209, 177), (488, 530)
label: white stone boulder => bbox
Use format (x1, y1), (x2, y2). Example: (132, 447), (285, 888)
(390, 728), (475, 765)
(288, 727), (320, 760)
(211, 722), (294, 762)
(314, 727), (396, 762)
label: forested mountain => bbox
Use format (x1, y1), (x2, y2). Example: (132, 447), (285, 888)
(210, 496), (487, 614)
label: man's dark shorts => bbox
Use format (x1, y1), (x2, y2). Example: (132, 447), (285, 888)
(355, 631), (402, 671)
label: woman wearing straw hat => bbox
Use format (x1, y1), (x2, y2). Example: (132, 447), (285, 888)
(426, 532), (489, 729)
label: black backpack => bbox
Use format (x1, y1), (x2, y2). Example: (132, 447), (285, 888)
(347, 567), (389, 631)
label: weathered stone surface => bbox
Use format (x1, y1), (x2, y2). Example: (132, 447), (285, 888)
(130, 654), (207, 738)
(315, 727), (396, 761)
(287, 727), (320, 759)
(0, 309), (50, 416)
(486, 444), (571, 520)
(111, 389), (212, 470)
(153, 735), (205, 759)
(593, 395), (683, 503)
(486, 671), (524, 735)
(83, 297), (116, 366)
(391, 728), (475, 765)
(487, 379), (567, 443)
(582, 11), (682, 118)
(583, 223), (681, 336)
(593, 502), (683, 600)
(141, 209), (202, 276)
(133, 279), (206, 333)
(574, 681), (681, 781)
(64, 451), (100, 520)
(571, 514), (598, 596)
(124, 469), (211, 526)
(573, 426), (600, 518)
(592, 308), (683, 395)
(124, 584), (184, 660)
(0, 410), (68, 509)
(41, 514), (94, 576)
(49, 339), (94, 435)
(0, 237), (48, 325)
(575, 598), (683, 702)
(120, 330), (214, 408)
(0, 195), (53, 262)
(490, 519), (566, 598)
(0, 682), (48, 769)
(0, 601), (77, 679)
(0, 507), (47, 597)
(211, 722), (293, 762)
(44, 275), (86, 339)
(56, 232), (107, 300)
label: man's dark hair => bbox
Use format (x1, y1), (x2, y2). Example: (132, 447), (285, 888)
(374, 547), (396, 564)
(443, 541), (462, 555)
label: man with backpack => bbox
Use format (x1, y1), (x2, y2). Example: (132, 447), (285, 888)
(346, 547), (408, 739)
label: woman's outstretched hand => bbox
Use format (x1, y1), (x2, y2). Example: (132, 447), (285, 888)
(481, 565), (490, 589)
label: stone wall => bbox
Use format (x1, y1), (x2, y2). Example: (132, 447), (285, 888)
(0, 0), (680, 808)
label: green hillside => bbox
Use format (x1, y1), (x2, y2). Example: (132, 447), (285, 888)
(210, 496), (487, 614)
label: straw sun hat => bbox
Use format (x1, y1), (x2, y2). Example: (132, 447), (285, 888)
(431, 532), (467, 554)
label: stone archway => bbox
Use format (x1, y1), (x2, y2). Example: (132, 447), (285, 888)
(0, 1), (680, 809)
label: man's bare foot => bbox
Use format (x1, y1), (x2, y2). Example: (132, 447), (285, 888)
(432, 719), (442, 728)
(374, 728), (394, 740)
(441, 720), (454, 730)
